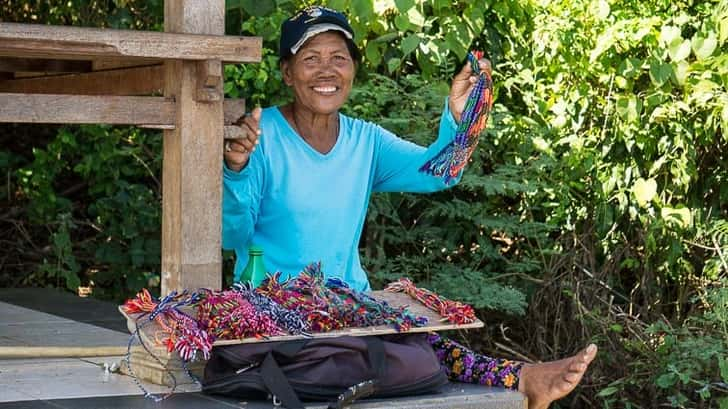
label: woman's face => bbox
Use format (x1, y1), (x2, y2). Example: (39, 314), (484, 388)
(281, 31), (356, 115)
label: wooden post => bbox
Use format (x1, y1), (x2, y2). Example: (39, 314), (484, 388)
(162, 0), (225, 294)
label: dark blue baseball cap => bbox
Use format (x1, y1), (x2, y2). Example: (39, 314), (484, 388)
(279, 6), (361, 62)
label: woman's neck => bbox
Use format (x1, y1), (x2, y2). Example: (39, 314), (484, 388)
(285, 103), (339, 154)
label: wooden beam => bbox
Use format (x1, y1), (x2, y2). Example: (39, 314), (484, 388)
(195, 59), (222, 102)
(0, 65), (164, 95)
(0, 57), (92, 73)
(0, 93), (174, 125)
(0, 93), (245, 125)
(223, 98), (246, 124)
(161, 0), (226, 294)
(223, 125), (245, 139)
(92, 57), (162, 71)
(0, 22), (261, 63)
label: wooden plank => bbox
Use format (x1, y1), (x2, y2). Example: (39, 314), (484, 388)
(195, 59), (222, 102)
(0, 93), (174, 124)
(0, 65), (163, 95)
(0, 93), (245, 125)
(0, 346), (128, 358)
(119, 291), (484, 346)
(161, 0), (226, 294)
(0, 57), (92, 73)
(0, 22), (261, 63)
(92, 57), (162, 71)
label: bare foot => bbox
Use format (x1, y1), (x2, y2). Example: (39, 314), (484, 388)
(518, 344), (598, 409)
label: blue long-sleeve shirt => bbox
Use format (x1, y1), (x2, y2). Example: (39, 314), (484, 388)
(222, 99), (460, 291)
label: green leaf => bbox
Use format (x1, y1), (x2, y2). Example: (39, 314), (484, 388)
(722, 99), (728, 139)
(387, 57), (402, 73)
(660, 25), (682, 45)
(720, 15), (728, 45)
(691, 80), (719, 105)
(407, 7), (426, 28)
(64, 272), (81, 292)
(433, 0), (450, 11)
(674, 61), (689, 85)
(590, 0), (610, 20)
(632, 178), (657, 207)
(394, 14), (410, 31)
(692, 33), (718, 61)
(372, 32), (399, 43)
(394, 0), (414, 12)
(649, 62), (673, 86)
(596, 386), (620, 397)
(225, 0), (241, 10)
(352, 0), (374, 21)
(660, 207), (692, 228)
(668, 39), (691, 62)
(720, 356), (728, 382)
(655, 372), (678, 388)
(616, 96), (642, 122)
(365, 42), (381, 65)
(401, 33), (420, 56)
(240, 0), (274, 17)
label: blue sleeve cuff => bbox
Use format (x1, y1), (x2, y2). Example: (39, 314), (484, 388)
(442, 96), (458, 131)
(223, 160), (250, 181)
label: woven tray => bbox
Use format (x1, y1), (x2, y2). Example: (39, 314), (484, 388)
(119, 290), (483, 346)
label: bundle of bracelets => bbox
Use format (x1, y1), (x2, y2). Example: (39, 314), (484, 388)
(257, 270), (342, 332)
(195, 288), (283, 341)
(122, 273), (458, 355)
(326, 277), (428, 331)
(256, 263), (428, 332)
(384, 278), (476, 325)
(121, 289), (211, 401)
(232, 282), (311, 336)
(122, 288), (212, 361)
(419, 50), (494, 184)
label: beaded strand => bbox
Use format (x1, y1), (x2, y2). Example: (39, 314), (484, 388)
(384, 278), (476, 325)
(419, 50), (494, 184)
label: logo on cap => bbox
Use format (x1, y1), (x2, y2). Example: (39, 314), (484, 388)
(307, 7), (322, 18)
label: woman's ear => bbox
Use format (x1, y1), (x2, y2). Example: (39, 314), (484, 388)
(280, 59), (293, 86)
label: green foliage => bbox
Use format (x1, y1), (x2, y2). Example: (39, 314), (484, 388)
(599, 281), (728, 407)
(10, 125), (162, 301)
(0, 0), (163, 29)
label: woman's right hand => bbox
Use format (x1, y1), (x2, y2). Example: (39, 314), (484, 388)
(224, 107), (262, 172)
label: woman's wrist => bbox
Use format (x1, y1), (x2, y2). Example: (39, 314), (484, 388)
(225, 158), (248, 173)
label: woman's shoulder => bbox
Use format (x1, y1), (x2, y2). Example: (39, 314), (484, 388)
(259, 106), (285, 127)
(339, 112), (389, 138)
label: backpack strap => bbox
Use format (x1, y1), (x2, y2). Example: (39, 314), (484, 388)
(328, 336), (386, 409)
(259, 340), (309, 409)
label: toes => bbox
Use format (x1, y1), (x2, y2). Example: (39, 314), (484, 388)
(564, 371), (581, 384)
(584, 344), (598, 361)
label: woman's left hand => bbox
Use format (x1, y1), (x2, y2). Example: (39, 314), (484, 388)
(448, 58), (492, 123)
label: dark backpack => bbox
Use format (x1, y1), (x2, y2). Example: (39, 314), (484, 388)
(202, 333), (448, 408)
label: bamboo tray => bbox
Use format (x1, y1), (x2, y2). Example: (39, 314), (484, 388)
(119, 290), (483, 346)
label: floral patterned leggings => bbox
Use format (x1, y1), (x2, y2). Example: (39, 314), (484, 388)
(427, 332), (523, 390)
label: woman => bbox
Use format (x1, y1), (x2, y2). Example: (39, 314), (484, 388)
(223, 6), (597, 409)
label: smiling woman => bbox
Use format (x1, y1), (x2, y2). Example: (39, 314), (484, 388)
(219, 6), (596, 409)
(278, 31), (355, 153)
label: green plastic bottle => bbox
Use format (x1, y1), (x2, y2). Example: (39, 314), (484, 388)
(240, 245), (267, 288)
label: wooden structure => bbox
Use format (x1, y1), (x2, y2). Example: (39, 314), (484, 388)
(0, 1), (261, 294)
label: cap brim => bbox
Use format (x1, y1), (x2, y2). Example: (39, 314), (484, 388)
(290, 24), (353, 55)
